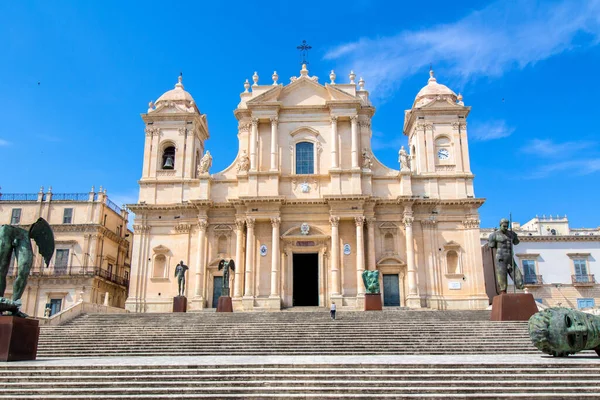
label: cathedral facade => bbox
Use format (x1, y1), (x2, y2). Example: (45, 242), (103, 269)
(125, 65), (488, 312)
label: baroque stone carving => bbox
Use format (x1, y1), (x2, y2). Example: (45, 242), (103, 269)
(362, 148), (373, 169)
(355, 216), (365, 227)
(329, 216), (340, 227)
(197, 151), (212, 174)
(145, 127), (160, 137)
(237, 150), (250, 173)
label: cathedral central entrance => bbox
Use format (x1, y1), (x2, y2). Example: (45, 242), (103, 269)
(292, 253), (319, 307)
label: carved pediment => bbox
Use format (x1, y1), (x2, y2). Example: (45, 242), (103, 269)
(377, 255), (406, 266)
(443, 240), (462, 251)
(153, 245), (171, 255)
(378, 222), (398, 233)
(282, 224), (327, 237)
(420, 97), (463, 110)
(278, 79), (330, 106)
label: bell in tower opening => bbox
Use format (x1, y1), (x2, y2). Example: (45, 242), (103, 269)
(162, 146), (175, 169)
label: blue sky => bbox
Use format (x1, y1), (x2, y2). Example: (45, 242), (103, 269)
(1, 0), (599, 229)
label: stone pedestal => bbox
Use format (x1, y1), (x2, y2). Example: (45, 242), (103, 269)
(490, 293), (538, 321)
(173, 296), (187, 313)
(216, 296), (233, 313)
(364, 293), (383, 311)
(0, 316), (40, 361)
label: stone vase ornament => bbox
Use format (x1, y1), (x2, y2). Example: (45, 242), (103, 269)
(529, 307), (600, 357)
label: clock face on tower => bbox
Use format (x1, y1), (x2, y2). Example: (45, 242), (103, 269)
(437, 148), (449, 160)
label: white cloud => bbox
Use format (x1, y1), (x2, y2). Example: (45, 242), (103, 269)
(0, 139), (10, 146)
(522, 138), (596, 157)
(469, 120), (515, 141)
(324, 0), (600, 100)
(527, 159), (600, 179)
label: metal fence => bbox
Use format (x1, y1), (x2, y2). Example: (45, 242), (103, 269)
(51, 193), (89, 201)
(106, 198), (122, 214)
(0, 193), (38, 201)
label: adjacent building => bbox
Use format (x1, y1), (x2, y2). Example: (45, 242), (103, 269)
(126, 66), (489, 313)
(481, 215), (600, 308)
(0, 187), (132, 317)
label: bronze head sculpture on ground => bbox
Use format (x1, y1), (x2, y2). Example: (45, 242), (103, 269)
(218, 259), (235, 297)
(0, 218), (54, 317)
(362, 270), (380, 294)
(529, 307), (600, 357)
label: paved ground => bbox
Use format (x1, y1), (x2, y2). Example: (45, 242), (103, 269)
(3, 353), (599, 366)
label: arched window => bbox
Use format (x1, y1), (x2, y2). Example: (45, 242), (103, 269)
(162, 146), (175, 170)
(218, 235), (227, 254)
(295, 142), (314, 174)
(384, 233), (394, 253)
(446, 250), (458, 274)
(153, 255), (166, 278)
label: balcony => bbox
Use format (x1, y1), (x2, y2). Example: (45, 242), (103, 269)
(25, 265), (129, 287)
(572, 274), (596, 286)
(523, 274), (543, 287)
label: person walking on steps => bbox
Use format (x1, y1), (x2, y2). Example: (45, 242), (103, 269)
(330, 302), (336, 320)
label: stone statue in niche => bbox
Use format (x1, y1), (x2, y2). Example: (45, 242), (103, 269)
(236, 150), (250, 173)
(197, 150), (212, 175)
(399, 146), (411, 171)
(362, 149), (373, 169)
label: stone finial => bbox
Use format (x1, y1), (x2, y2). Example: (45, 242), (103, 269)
(48, 186), (52, 193)
(349, 70), (356, 84)
(329, 70), (336, 85)
(99, 186), (103, 193)
(148, 100), (155, 112)
(428, 68), (436, 83)
(39, 186), (44, 193)
(252, 71), (259, 86)
(272, 71), (279, 85)
(90, 186), (94, 192)
(244, 79), (250, 93)
(176, 73), (184, 89)
(457, 93), (464, 105)
(358, 77), (365, 91)
(300, 64), (309, 77)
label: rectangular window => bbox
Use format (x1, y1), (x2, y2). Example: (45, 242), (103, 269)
(522, 260), (537, 284)
(577, 298), (595, 309)
(49, 298), (62, 316)
(295, 142), (314, 174)
(63, 208), (73, 224)
(10, 208), (21, 225)
(535, 298), (543, 304)
(574, 259), (589, 282)
(107, 263), (113, 278)
(55, 249), (69, 272)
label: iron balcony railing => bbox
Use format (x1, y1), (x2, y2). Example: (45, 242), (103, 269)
(523, 274), (543, 285)
(50, 193), (89, 201)
(106, 198), (122, 214)
(0, 193), (39, 201)
(572, 274), (595, 285)
(24, 265), (129, 287)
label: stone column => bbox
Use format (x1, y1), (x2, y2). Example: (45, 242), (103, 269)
(250, 118), (258, 171)
(355, 216), (366, 296)
(329, 216), (340, 295)
(366, 217), (376, 271)
(194, 219), (208, 301)
(233, 219), (245, 298)
(270, 217), (281, 297)
(244, 218), (255, 297)
(270, 117), (278, 171)
(351, 115), (359, 169)
(330, 116), (338, 168)
(403, 211), (419, 304)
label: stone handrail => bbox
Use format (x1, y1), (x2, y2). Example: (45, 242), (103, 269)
(38, 301), (128, 326)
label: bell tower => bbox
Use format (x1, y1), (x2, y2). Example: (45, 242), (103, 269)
(403, 70), (474, 199)
(139, 75), (209, 203)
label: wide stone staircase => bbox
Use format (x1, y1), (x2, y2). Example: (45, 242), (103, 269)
(36, 310), (535, 357)
(2, 310), (600, 399)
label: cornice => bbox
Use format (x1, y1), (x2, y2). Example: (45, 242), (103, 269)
(127, 203), (199, 212)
